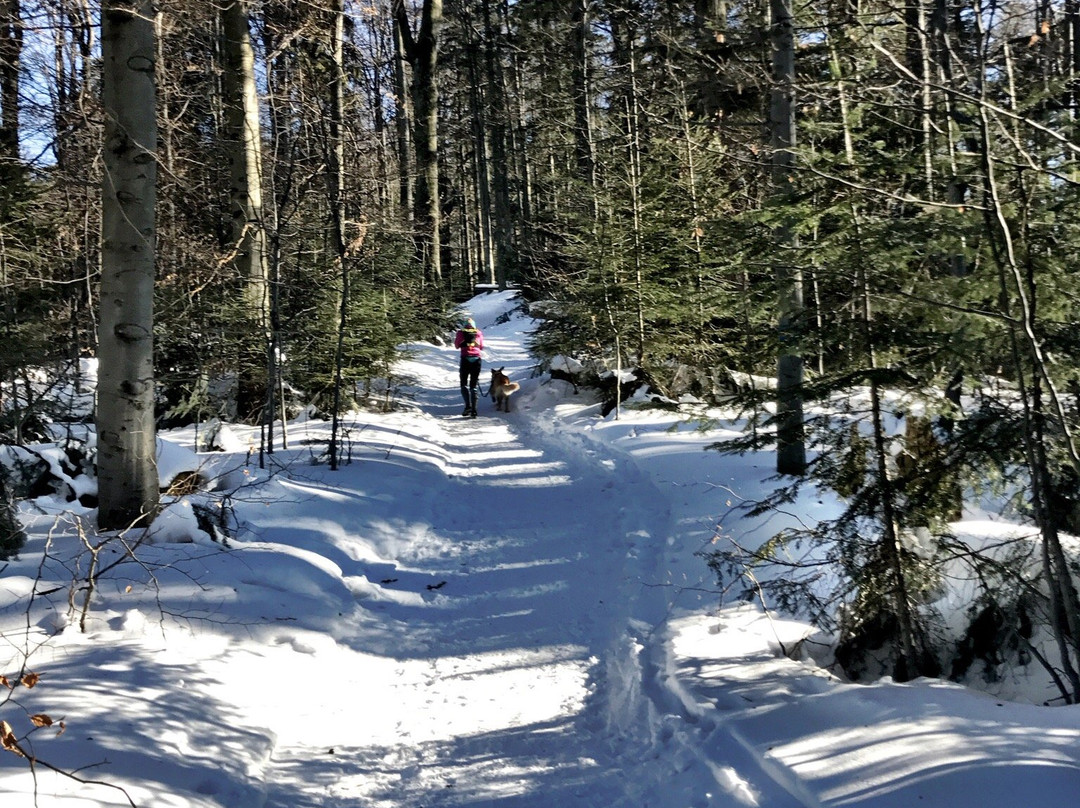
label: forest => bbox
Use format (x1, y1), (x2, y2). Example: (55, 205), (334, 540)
(4, 0), (1080, 702)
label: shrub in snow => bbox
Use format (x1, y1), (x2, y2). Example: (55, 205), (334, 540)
(0, 478), (24, 560)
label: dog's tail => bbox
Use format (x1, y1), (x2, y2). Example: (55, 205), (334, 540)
(504, 382), (521, 395)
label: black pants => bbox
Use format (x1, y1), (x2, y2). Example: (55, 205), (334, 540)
(460, 357), (481, 410)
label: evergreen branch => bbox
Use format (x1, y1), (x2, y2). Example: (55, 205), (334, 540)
(865, 37), (1080, 161)
(801, 162), (986, 213)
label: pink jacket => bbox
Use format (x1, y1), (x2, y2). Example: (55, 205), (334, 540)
(455, 327), (483, 359)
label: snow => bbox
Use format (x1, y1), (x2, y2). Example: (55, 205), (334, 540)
(2, 289), (1079, 806)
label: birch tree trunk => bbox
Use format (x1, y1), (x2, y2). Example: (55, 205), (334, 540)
(328, 0), (349, 471)
(1069, 0), (1080, 119)
(97, 0), (158, 531)
(770, 0), (806, 475)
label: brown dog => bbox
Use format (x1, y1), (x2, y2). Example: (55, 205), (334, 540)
(490, 367), (521, 412)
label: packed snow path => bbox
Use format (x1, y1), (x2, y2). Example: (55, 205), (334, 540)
(247, 368), (687, 806)
(227, 335), (812, 807)
(217, 303), (814, 808)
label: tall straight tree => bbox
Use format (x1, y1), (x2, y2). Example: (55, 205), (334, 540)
(0, 0), (21, 196)
(327, 0), (350, 471)
(393, 2), (414, 221)
(394, 0), (444, 284)
(570, 0), (595, 197)
(481, 0), (513, 289)
(221, 0), (270, 419)
(221, 0), (268, 315)
(770, 0), (805, 475)
(97, 0), (158, 531)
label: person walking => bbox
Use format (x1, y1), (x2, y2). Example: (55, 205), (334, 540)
(454, 317), (484, 417)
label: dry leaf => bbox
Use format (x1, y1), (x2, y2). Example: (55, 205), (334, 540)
(30, 714), (53, 728)
(56, 720), (67, 737)
(21, 672), (40, 689)
(125, 585), (133, 594)
(0, 721), (23, 757)
(1042, 20), (1051, 34)
(0, 676), (10, 689)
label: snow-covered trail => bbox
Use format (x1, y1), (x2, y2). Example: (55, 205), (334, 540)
(239, 349), (678, 806)
(216, 300), (819, 808)
(148, 335), (1080, 808)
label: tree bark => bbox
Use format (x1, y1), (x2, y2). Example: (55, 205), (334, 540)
(461, 4), (494, 285)
(770, 0), (806, 475)
(97, 0), (158, 531)
(392, 4), (414, 220)
(0, 0), (22, 195)
(221, 1), (269, 422)
(394, 0), (443, 285)
(571, 0), (596, 196)
(482, 0), (513, 289)
(221, 0), (269, 320)
(328, 0), (349, 471)
(503, 0), (533, 267)
(611, 6), (646, 364)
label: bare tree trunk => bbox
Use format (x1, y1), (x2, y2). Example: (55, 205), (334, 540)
(770, 0), (806, 475)
(48, 1), (93, 174)
(392, 5), (414, 220)
(394, 0), (443, 284)
(916, 0), (934, 197)
(503, 0), (533, 268)
(1069, 0), (1080, 119)
(221, 1), (268, 319)
(97, 0), (158, 531)
(328, 0), (349, 471)
(611, 7), (646, 364)
(457, 138), (478, 288)
(416, 0), (443, 285)
(0, 0), (22, 196)
(481, 0), (513, 289)
(571, 0), (596, 200)
(461, 4), (495, 285)
(221, 0), (270, 421)
(365, 12), (392, 211)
